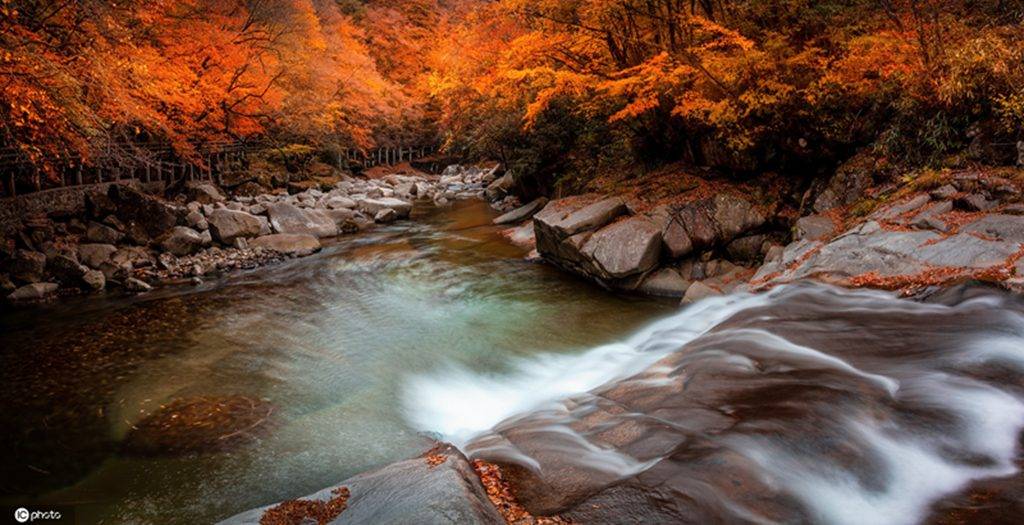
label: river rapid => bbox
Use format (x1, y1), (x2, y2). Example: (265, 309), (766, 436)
(3, 199), (1023, 524)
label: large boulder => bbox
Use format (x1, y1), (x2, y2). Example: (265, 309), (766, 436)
(218, 444), (503, 525)
(6, 249), (47, 283)
(207, 209), (263, 245)
(660, 195), (764, 258)
(47, 254), (89, 288)
(484, 171), (515, 201)
(356, 198), (413, 219)
(85, 221), (124, 244)
(77, 244), (117, 269)
(7, 282), (59, 301)
(267, 202), (339, 238)
(637, 267), (690, 297)
(250, 234), (322, 257)
(493, 197), (548, 225)
(794, 214), (836, 241)
(185, 182), (226, 204)
(813, 151), (876, 212)
(159, 226), (205, 256)
(108, 184), (183, 239)
(581, 216), (662, 279)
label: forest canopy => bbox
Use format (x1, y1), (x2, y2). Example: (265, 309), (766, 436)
(2, 0), (1023, 190)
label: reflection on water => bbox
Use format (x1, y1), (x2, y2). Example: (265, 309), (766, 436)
(0, 200), (672, 524)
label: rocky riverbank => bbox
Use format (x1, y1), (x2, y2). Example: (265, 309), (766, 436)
(1, 164), (508, 304)
(493, 166), (1024, 301)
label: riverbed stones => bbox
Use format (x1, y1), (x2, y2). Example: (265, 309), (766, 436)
(219, 444), (503, 525)
(208, 209), (262, 245)
(637, 267), (690, 297)
(374, 208), (398, 223)
(86, 221), (124, 244)
(77, 244), (117, 269)
(250, 234), (321, 257)
(185, 182), (226, 204)
(82, 270), (105, 292)
(6, 249), (47, 283)
(267, 202), (339, 238)
(7, 282), (59, 301)
(681, 280), (722, 303)
(493, 197), (548, 225)
(47, 254), (89, 287)
(123, 277), (153, 293)
(159, 226), (205, 256)
(108, 185), (182, 238)
(356, 198), (413, 219)
(186, 210), (208, 231)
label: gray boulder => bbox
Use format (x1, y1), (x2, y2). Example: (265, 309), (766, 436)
(356, 198), (413, 219)
(185, 182), (226, 204)
(7, 282), (59, 301)
(581, 216), (662, 279)
(108, 184), (182, 239)
(218, 444), (503, 525)
(681, 280), (722, 304)
(82, 270), (106, 292)
(375, 208), (398, 223)
(123, 277), (153, 293)
(47, 254), (89, 287)
(268, 202), (340, 238)
(208, 209), (263, 244)
(159, 226), (205, 256)
(250, 234), (321, 257)
(7, 249), (47, 283)
(77, 244), (117, 269)
(637, 268), (690, 297)
(493, 197), (548, 225)
(726, 234), (767, 262)
(795, 214), (836, 241)
(86, 221), (124, 244)
(484, 171), (515, 201)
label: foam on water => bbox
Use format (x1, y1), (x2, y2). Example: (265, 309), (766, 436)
(401, 291), (770, 445)
(402, 284), (1024, 523)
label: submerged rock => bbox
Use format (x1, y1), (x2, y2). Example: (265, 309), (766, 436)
(122, 396), (274, 456)
(250, 234), (321, 257)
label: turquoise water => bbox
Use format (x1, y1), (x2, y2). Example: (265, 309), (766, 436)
(0, 200), (672, 523)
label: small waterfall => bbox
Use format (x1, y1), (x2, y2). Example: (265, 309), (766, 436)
(403, 283), (1024, 523)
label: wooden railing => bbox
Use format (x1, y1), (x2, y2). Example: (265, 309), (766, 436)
(0, 142), (438, 198)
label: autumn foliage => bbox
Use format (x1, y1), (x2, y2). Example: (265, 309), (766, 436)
(2, 0), (1023, 193)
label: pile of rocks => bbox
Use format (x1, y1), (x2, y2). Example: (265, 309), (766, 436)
(753, 171), (1024, 293)
(3, 167), (489, 303)
(497, 192), (774, 303)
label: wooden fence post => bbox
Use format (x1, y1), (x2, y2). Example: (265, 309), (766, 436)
(77, 166), (83, 185)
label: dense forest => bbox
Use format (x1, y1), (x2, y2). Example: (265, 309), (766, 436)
(2, 0), (1023, 193)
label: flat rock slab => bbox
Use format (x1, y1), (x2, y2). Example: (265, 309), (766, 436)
(219, 444), (503, 525)
(250, 234), (321, 257)
(357, 198), (413, 219)
(493, 197), (548, 225)
(267, 202), (339, 238)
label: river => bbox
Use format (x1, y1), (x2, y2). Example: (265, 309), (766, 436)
(3, 200), (1023, 524)
(0, 200), (672, 523)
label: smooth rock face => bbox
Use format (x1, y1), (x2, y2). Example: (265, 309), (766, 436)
(250, 234), (321, 257)
(753, 214), (1024, 288)
(551, 197), (628, 238)
(218, 445), (503, 525)
(582, 216), (662, 279)
(493, 197), (548, 225)
(208, 209), (263, 244)
(637, 268), (690, 297)
(7, 282), (59, 301)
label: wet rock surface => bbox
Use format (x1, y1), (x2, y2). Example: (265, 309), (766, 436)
(463, 284), (1024, 524)
(220, 444), (503, 525)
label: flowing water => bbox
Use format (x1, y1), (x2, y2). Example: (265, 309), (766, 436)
(0, 200), (672, 524)
(408, 284), (1024, 523)
(4, 199), (1024, 524)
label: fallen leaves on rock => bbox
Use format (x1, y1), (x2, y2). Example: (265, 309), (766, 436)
(259, 486), (350, 525)
(472, 459), (570, 525)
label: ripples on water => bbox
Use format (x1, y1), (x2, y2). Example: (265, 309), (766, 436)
(0, 201), (672, 524)
(407, 284), (1024, 524)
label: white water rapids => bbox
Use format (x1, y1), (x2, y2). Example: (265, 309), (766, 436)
(403, 284), (1024, 524)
